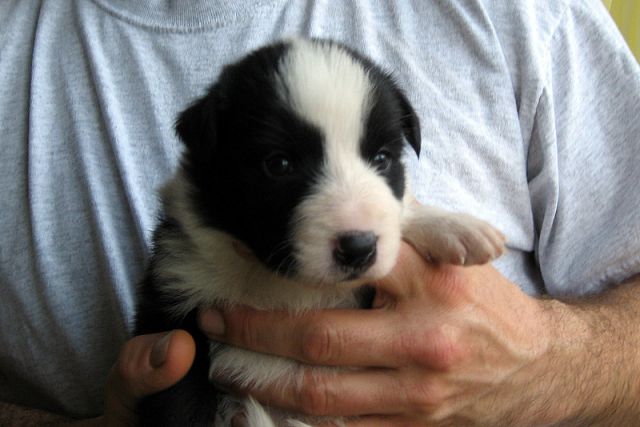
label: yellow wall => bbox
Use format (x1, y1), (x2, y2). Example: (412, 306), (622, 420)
(605, 0), (640, 61)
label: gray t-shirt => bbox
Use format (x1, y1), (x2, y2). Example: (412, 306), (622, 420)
(1, 0), (639, 418)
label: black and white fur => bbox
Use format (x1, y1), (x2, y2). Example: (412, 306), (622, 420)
(135, 39), (505, 427)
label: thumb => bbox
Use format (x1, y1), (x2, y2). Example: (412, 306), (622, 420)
(104, 330), (196, 426)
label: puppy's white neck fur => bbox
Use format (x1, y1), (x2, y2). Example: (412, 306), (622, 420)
(156, 173), (359, 317)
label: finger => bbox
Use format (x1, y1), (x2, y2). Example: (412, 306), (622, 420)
(200, 306), (411, 368)
(227, 368), (446, 418)
(236, 369), (404, 417)
(340, 414), (471, 427)
(323, 415), (432, 427)
(105, 330), (196, 422)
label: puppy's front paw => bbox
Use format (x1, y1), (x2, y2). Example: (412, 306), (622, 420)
(429, 213), (506, 265)
(404, 206), (506, 266)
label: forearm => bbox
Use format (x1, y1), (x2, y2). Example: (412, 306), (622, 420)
(540, 276), (640, 425)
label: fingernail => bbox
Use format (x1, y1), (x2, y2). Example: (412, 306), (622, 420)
(150, 331), (173, 368)
(200, 309), (226, 337)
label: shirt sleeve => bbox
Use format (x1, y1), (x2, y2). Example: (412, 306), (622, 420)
(527, 0), (640, 296)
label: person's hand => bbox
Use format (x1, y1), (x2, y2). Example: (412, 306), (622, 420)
(198, 242), (596, 426)
(79, 330), (196, 426)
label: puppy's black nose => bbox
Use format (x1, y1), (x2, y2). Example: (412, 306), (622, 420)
(334, 232), (378, 270)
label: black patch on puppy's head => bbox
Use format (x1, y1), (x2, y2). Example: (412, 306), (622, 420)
(361, 73), (421, 200)
(176, 43), (325, 274)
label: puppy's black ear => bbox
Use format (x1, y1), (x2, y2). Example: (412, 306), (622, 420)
(395, 89), (421, 156)
(175, 92), (217, 157)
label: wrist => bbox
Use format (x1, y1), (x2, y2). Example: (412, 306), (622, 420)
(536, 298), (596, 425)
(538, 296), (640, 425)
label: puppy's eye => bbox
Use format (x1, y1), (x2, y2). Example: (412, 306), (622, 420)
(263, 153), (293, 177)
(372, 150), (392, 172)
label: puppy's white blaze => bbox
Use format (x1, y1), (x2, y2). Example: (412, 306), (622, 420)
(277, 39), (372, 156)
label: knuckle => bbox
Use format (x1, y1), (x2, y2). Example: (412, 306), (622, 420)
(296, 370), (333, 416)
(405, 325), (461, 371)
(111, 337), (146, 397)
(116, 339), (139, 381)
(432, 337), (462, 372)
(300, 321), (340, 364)
(406, 378), (446, 412)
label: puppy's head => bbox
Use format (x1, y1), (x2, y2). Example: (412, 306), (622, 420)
(176, 39), (420, 285)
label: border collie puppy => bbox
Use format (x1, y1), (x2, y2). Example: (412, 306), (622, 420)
(135, 39), (505, 427)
